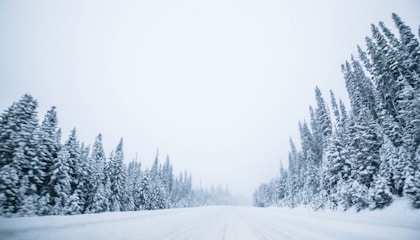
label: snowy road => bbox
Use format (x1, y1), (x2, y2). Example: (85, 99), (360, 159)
(1, 203), (419, 240)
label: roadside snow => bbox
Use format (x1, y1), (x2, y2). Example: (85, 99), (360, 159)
(0, 198), (419, 240)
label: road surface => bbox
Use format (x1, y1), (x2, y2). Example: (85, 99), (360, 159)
(1, 205), (419, 239)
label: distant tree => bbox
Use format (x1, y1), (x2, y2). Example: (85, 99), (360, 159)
(161, 155), (174, 205)
(139, 170), (152, 210)
(127, 159), (142, 210)
(85, 134), (109, 213)
(286, 138), (301, 207)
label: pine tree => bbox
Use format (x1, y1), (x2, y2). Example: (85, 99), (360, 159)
(85, 134), (108, 213)
(348, 113), (382, 190)
(161, 155), (174, 205)
(324, 131), (351, 209)
(139, 170), (152, 210)
(330, 90), (341, 131)
(62, 129), (83, 214)
(150, 149), (160, 181)
(48, 147), (71, 215)
(314, 87), (332, 142)
(77, 143), (90, 213)
(109, 139), (127, 212)
(378, 21), (400, 49)
(147, 150), (167, 209)
(286, 138), (301, 207)
(127, 159), (142, 210)
(170, 171), (182, 207)
(0, 94), (40, 215)
(299, 121), (319, 206)
(392, 13), (420, 90)
(102, 169), (112, 212)
(276, 163), (288, 206)
(37, 107), (61, 215)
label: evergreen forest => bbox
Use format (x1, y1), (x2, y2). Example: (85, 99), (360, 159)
(0, 96), (235, 217)
(253, 13), (420, 210)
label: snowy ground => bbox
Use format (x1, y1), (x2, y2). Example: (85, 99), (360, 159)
(1, 199), (419, 240)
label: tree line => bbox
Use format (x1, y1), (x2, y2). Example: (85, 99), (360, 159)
(0, 96), (235, 217)
(253, 13), (419, 210)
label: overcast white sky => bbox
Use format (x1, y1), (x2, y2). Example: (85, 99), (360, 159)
(0, 0), (419, 197)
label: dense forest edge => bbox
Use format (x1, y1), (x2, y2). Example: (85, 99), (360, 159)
(253, 13), (420, 211)
(0, 98), (239, 217)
